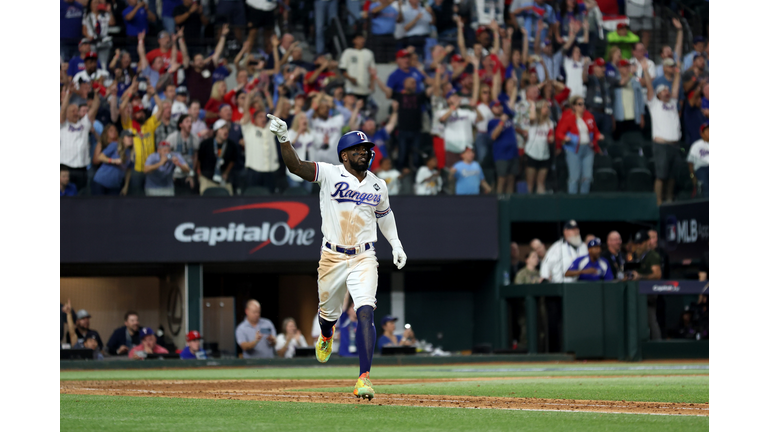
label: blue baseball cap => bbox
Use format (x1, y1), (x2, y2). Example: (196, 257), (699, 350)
(380, 315), (398, 327)
(693, 36), (706, 45)
(139, 327), (155, 340)
(587, 238), (602, 248)
(445, 89), (457, 98)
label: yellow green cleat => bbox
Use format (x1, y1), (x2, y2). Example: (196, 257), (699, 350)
(315, 326), (334, 363)
(353, 372), (375, 400)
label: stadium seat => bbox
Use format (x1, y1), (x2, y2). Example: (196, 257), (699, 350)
(646, 158), (656, 178)
(592, 168), (619, 192)
(612, 157), (625, 183)
(243, 186), (271, 196)
(641, 142), (654, 158)
(283, 186), (310, 196)
(594, 154), (613, 170)
(623, 154), (646, 172)
(621, 131), (645, 151)
(202, 187), (231, 196)
(626, 168), (654, 192)
(606, 143), (625, 158)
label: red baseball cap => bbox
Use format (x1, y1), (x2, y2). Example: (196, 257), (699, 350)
(451, 54), (464, 63)
(593, 58), (606, 67)
(84, 52), (98, 61)
(700, 122), (709, 133)
(158, 141), (171, 147)
(618, 59), (630, 67)
(396, 49), (410, 59)
(132, 105), (144, 113)
(476, 26), (488, 36)
(491, 100), (502, 108)
(617, 23), (629, 30)
(186, 330), (202, 342)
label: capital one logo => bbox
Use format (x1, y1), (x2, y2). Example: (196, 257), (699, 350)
(174, 202), (316, 253)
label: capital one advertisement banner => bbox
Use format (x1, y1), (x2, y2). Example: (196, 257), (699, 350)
(60, 196), (499, 263)
(659, 199), (709, 263)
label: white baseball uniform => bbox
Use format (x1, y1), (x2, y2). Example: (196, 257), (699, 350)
(311, 161), (399, 322)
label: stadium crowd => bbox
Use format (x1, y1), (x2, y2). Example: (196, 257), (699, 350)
(61, 0), (708, 204)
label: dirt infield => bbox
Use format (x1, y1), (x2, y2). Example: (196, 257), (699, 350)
(60, 378), (708, 416)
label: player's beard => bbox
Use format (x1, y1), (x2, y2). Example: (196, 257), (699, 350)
(350, 152), (369, 172)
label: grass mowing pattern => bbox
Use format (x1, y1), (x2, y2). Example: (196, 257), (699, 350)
(60, 394), (708, 432)
(60, 363), (708, 381)
(301, 375), (709, 404)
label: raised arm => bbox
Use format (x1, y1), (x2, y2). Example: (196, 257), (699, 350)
(672, 18), (684, 64)
(490, 20), (501, 56)
(176, 28), (190, 68)
(109, 49), (121, 71)
(533, 19), (543, 56)
(348, 99), (364, 129)
(492, 68), (502, 100)
(211, 24), (229, 66)
(671, 66), (681, 100)
(108, 83), (120, 123)
(234, 39), (251, 71)
(641, 60), (654, 101)
(60, 85), (72, 125)
(521, 26), (529, 63)
(456, 16), (468, 59)
(404, 8), (425, 32)
(137, 31), (148, 71)
(87, 92), (101, 123)
(384, 100), (399, 134)
(469, 57), (480, 106)
(268, 114), (317, 182)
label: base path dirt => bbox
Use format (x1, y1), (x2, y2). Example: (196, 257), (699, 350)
(60, 378), (709, 417)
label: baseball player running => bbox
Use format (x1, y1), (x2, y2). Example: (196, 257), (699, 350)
(267, 114), (407, 400)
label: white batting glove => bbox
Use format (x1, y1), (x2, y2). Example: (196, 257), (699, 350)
(390, 240), (407, 270)
(267, 114), (289, 143)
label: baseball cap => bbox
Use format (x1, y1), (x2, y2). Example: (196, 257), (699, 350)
(158, 30), (170, 39)
(132, 104), (145, 114)
(79, 38), (91, 47)
(76, 309), (91, 320)
(158, 141), (171, 148)
(476, 26), (488, 36)
(634, 230), (650, 243)
(617, 23), (629, 30)
(655, 84), (669, 95)
(693, 36), (706, 45)
(587, 238), (602, 248)
(491, 100), (502, 108)
(445, 89), (457, 98)
(213, 119), (228, 132)
(176, 86), (188, 95)
(120, 130), (135, 138)
(662, 58), (676, 67)
(541, 39), (552, 48)
(593, 58), (606, 67)
(140, 327), (155, 340)
(451, 54), (464, 63)
(84, 52), (98, 61)
(693, 53), (704, 61)
(380, 315), (398, 327)
(186, 330), (202, 342)
(84, 330), (99, 341)
(396, 49), (410, 59)
(700, 122), (709, 133)
(564, 220), (579, 229)
(618, 59), (630, 67)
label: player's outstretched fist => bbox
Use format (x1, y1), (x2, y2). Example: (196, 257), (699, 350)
(267, 114), (289, 143)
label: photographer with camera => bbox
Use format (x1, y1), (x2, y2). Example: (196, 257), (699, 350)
(236, 300), (277, 359)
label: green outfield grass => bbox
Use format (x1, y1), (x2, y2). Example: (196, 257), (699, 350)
(301, 375), (709, 404)
(60, 362), (708, 381)
(60, 395), (708, 432)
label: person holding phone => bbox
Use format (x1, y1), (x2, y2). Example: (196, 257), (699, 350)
(235, 299), (277, 358)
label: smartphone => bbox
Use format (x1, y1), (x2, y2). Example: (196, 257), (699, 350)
(259, 328), (271, 335)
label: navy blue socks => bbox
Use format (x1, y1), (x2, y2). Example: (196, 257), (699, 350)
(355, 305), (376, 376)
(318, 313), (336, 339)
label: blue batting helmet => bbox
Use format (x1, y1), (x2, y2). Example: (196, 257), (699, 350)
(337, 131), (375, 163)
